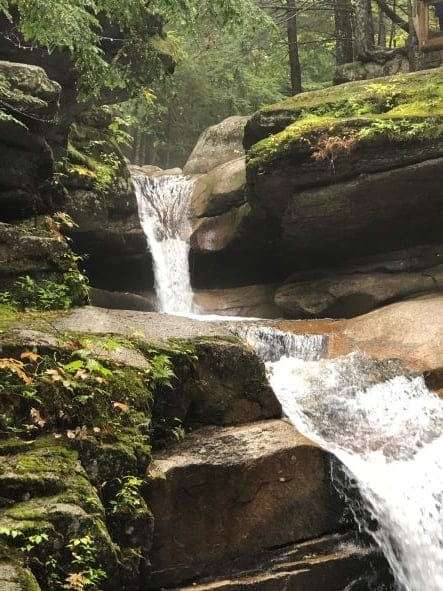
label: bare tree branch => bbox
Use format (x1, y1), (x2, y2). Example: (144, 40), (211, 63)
(373, 0), (410, 33)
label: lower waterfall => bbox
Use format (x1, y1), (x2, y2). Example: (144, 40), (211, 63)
(132, 174), (194, 314)
(242, 328), (443, 591)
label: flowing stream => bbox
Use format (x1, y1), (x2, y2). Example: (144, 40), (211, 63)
(132, 174), (194, 314)
(240, 327), (443, 591)
(132, 169), (443, 590)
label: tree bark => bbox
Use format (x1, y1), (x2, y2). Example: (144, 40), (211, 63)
(286, 0), (302, 94)
(334, 0), (354, 64)
(353, 0), (375, 59)
(378, 5), (387, 47)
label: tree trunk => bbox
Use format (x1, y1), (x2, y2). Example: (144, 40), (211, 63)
(286, 0), (302, 94)
(334, 0), (354, 64)
(378, 6), (387, 47)
(353, 0), (375, 59)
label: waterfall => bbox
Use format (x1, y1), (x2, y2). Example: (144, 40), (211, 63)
(237, 326), (327, 362)
(241, 327), (443, 591)
(132, 174), (194, 314)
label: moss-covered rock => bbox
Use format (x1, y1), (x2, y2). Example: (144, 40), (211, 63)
(244, 67), (443, 276)
(245, 68), (443, 151)
(0, 308), (286, 589)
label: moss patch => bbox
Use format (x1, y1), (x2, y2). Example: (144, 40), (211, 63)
(247, 68), (443, 174)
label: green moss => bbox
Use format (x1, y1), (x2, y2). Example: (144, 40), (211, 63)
(0, 304), (19, 331)
(65, 123), (127, 195)
(247, 68), (443, 173)
(256, 69), (443, 121)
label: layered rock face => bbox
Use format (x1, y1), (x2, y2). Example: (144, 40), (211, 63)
(0, 61), (87, 296)
(244, 67), (443, 318)
(124, 69), (443, 318)
(0, 61), (62, 223)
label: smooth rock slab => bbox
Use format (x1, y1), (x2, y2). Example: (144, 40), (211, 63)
(275, 264), (443, 318)
(146, 420), (346, 588)
(174, 533), (392, 591)
(184, 116), (248, 175)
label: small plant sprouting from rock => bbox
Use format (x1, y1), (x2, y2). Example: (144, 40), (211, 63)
(312, 134), (357, 173)
(109, 475), (145, 515)
(64, 535), (106, 591)
(145, 352), (175, 389)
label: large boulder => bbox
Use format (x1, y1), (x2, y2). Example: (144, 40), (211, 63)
(191, 157), (246, 218)
(275, 245), (443, 318)
(241, 67), (443, 305)
(146, 420), (347, 588)
(189, 156), (251, 256)
(273, 294), (443, 391)
(184, 116), (249, 175)
(336, 294), (443, 375)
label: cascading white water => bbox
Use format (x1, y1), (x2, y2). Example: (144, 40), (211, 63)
(132, 174), (194, 314)
(242, 328), (443, 591)
(238, 326), (327, 362)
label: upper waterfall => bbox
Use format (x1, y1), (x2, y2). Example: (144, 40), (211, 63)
(132, 174), (194, 315)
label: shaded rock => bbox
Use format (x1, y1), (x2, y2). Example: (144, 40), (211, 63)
(0, 560), (41, 591)
(0, 222), (70, 287)
(174, 533), (392, 591)
(194, 284), (280, 318)
(184, 116), (249, 174)
(89, 287), (155, 312)
(335, 54), (410, 84)
(0, 61), (62, 222)
(146, 419), (346, 588)
(276, 263), (443, 319)
(0, 60), (61, 118)
(279, 158), (443, 266)
(187, 341), (280, 425)
(0, 440), (125, 590)
(149, 338), (281, 433)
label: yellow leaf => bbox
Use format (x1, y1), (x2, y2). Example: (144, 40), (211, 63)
(30, 407), (46, 429)
(113, 401), (129, 413)
(45, 369), (63, 382)
(64, 571), (87, 591)
(20, 351), (41, 363)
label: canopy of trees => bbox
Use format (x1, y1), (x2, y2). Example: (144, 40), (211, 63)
(0, 0), (427, 167)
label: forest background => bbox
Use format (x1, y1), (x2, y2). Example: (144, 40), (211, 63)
(0, 0), (417, 167)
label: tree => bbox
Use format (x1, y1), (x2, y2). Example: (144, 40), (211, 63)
(0, 0), (261, 98)
(353, 0), (375, 58)
(334, 0), (353, 64)
(286, 0), (302, 94)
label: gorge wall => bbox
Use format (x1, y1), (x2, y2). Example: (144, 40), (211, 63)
(112, 67), (443, 318)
